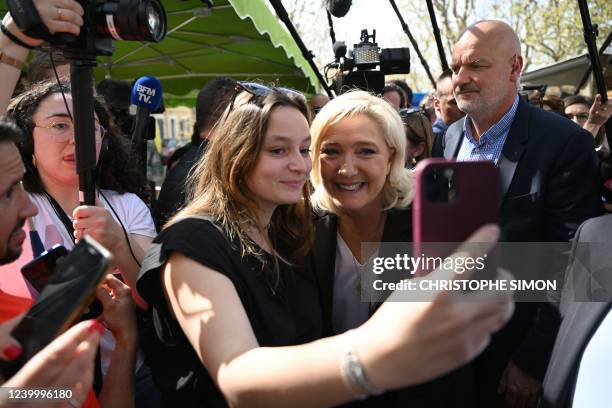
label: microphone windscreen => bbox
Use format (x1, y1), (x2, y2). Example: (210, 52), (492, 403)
(326, 0), (352, 18)
(333, 41), (347, 59)
(130, 76), (163, 111)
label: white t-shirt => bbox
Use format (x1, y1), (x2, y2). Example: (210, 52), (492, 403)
(28, 189), (156, 375)
(28, 190), (156, 250)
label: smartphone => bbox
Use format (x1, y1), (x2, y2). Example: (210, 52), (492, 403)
(412, 158), (500, 275)
(21, 245), (68, 294)
(2, 236), (112, 377)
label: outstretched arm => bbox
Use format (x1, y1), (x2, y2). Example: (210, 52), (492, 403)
(162, 225), (514, 407)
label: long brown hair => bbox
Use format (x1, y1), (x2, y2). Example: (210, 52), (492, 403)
(168, 88), (313, 264)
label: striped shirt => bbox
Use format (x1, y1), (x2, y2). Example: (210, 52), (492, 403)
(457, 95), (519, 164)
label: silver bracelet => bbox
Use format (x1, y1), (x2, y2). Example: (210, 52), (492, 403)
(341, 331), (382, 399)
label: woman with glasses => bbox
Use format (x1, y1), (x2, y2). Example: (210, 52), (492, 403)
(7, 81), (154, 406)
(137, 83), (513, 407)
(8, 81), (155, 305)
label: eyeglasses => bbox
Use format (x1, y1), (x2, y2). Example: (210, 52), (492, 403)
(400, 108), (427, 119)
(227, 81), (306, 113)
(34, 119), (106, 143)
(237, 81), (304, 99)
(400, 110), (430, 139)
(566, 112), (589, 122)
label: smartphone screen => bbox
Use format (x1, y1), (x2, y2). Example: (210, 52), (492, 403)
(20, 245), (68, 294)
(2, 236), (112, 377)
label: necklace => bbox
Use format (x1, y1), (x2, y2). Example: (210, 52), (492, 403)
(339, 222), (385, 296)
(353, 255), (365, 295)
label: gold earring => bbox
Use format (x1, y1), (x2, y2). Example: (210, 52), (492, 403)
(32, 154), (37, 168)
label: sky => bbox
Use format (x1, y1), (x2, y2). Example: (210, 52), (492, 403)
(329, 0), (414, 49)
(278, 0), (611, 92)
(280, 0), (464, 91)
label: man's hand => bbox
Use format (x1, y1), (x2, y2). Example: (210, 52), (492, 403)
(498, 360), (541, 408)
(587, 94), (612, 126)
(584, 94), (612, 138)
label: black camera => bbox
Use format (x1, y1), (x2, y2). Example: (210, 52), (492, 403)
(332, 29), (410, 94)
(7, 0), (167, 57)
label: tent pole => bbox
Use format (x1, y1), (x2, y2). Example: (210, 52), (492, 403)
(574, 29), (612, 95)
(577, 0), (610, 148)
(268, 0), (334, 97)
(425, 0), (448, 72)
(388, 0), (436, 88)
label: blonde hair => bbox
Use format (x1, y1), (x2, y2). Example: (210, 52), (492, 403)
(168, 89), (313, 263)
(310, 90), (413, 213)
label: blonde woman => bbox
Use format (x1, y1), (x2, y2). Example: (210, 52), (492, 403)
(138, 84), (513, 407)
(309, 90), (475, 405)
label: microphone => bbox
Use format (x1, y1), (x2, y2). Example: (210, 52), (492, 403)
(130, 76), (163, 176)
(326, 0), (352, 18)
(333, 41), (347, 60)
(130, 76), (163, 144)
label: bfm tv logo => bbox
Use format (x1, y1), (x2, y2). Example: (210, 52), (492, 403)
(136, 84), (156, 104)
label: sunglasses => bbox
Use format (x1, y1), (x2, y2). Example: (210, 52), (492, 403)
(226, 82), (306, 113)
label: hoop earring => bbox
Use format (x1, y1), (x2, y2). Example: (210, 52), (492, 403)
(32, 154), (37, 168)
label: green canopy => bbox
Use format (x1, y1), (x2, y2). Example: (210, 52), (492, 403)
(4, 0), (321, 106)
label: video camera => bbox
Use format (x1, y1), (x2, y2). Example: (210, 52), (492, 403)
(7, 0), (167, 206)
(7, 0), (166, 58)
(332, 29), (410, 94)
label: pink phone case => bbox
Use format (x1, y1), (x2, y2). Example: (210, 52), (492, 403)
(412, 159), (500, 273)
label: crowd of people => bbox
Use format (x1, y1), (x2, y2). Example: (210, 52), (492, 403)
(0, 1), (611, 407)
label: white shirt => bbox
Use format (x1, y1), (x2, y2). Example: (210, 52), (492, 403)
(332, 233), (371, 334)
(28, 190), (156, 250)
(572, 308), (612, 406)
(28, 190), (156, 375)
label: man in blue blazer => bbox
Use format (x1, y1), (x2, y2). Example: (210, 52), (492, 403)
(435, 20), (603, 407)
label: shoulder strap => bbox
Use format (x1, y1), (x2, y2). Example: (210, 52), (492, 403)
(43, 192), (75, 241)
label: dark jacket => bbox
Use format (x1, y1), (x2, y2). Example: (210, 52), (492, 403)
(155, 141), (207, 228)
(311, 208), (411, 335)
(310, 207), (475, 407)
(438, 98), (603, 404)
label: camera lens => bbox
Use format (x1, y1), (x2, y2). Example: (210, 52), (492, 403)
(97, 0), (167, 42)
(145, 1), (166, 42)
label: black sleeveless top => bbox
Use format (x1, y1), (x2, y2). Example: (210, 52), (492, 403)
(137, 218), (322, 407)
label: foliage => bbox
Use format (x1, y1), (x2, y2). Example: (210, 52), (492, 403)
(281, 0), (612, 89)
